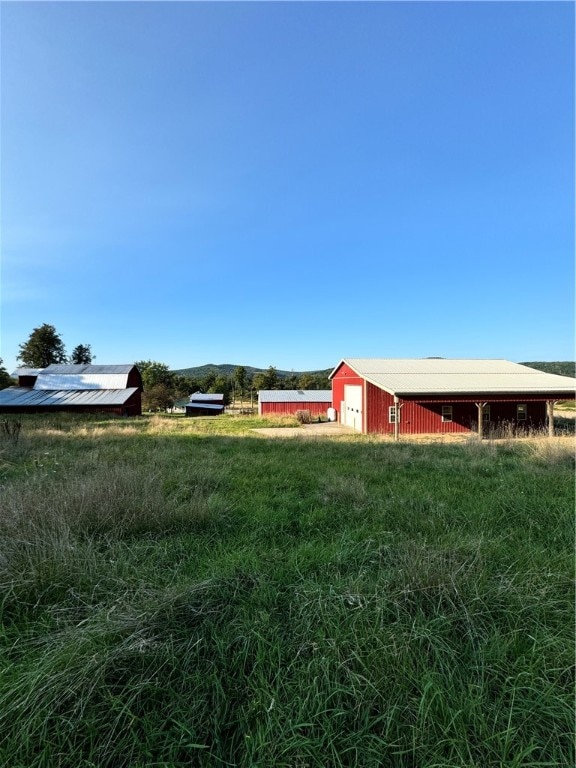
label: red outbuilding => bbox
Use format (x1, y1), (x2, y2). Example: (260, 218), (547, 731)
(330, 358), (576, 437)
(258, 390), (332, 417)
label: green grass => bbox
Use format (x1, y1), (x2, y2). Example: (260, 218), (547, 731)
(0, 414), (573, 767)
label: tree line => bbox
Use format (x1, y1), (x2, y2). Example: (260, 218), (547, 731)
(138, 363), (331, 411)
(2, 324), (330, 410)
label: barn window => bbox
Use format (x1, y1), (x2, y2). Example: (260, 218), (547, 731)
(388, 406), (399, 424)
(441, 405), (453, 422)
(482, 405), (491, 422)
(517, 404), (527, 421)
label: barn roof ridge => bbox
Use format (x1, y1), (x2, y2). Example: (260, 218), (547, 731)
(330, 358), (576, 397)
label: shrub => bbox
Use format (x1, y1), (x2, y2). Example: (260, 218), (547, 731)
(295, 409), (311, 424)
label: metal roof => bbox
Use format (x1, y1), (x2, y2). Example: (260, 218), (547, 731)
(35, 373), (131, 390)
(258, 390), (332, 403)
(11, 368), (43, 377)
(189, 393), (224, 402)
(0, 387), (139, 407)
(185, 402), (224, 411)
(44, 364), (136, 374)
(331, 359), (576, 396)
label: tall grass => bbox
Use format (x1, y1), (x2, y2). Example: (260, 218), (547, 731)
(0, 415), (573, 767)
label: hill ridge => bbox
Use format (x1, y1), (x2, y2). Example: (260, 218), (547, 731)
(173, 361), (575, 380)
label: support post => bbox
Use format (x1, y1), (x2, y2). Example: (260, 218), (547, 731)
(394, 396), (402, 442)
(475, 402), (487, 439)
(547, 400), (556, 438)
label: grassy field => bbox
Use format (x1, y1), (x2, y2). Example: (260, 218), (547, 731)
(0, 414), (573, 768)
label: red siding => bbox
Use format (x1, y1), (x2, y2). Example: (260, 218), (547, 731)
(364, 385), (548, 434)
(331, 362), (365, 424)
(366, 383), (395, 434)
(261, 401), (329, 417)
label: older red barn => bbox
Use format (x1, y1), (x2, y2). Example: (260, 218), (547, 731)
(0, 364), (143, 416)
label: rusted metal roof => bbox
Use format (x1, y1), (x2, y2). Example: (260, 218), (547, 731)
(258, 390), (332, 403)
(0, 387), (139, 407)
(331, 359), (576, 396)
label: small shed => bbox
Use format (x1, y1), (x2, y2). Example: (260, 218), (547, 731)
(185, 392), (225, 417)
(185, 402), (225, 417)
(0, 364), (143, 416)
(258, 390), (332, 417)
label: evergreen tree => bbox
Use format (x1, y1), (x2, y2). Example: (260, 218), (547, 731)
(0, 358), (13, 389)
(234, 366), (247, 399)
(70, 344), (93, 364)
(17, 324), (67, 368)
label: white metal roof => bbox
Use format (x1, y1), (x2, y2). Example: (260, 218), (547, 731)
(44, 364), (135, 374)
(189, 393), (224, 402)
(331, 359), (576, 396)
(35, 373), (131, 390)
(258, 390), (332, 403)
(0, 387), (139, 407)
(12, 368), (43, 377)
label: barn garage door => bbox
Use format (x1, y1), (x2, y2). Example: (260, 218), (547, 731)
(343, 385), (363, 432)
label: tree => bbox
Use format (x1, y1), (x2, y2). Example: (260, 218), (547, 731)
(262, 366), (279, 389)
(135, 360), (176, 391)
(211, 375), (231, 405)
(173, 375), (197, 400)
(201, 371), (216, 392)
(142, 383), (174, 412)
(0, 358), (13, 390)
(18, 324), (67, 368)
(233, 365), (246, 400)
(70, 344), (94, 364)
(234, 366), (247, 400)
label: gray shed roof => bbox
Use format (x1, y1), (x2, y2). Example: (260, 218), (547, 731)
(189, 393), (224, 402)
(331, 359), (576, 396)
(258, 390), (332, 403)
(185, 402), (224, 411)
(0, 387), (139, 408)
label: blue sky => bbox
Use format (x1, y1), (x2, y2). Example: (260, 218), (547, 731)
(1, 1), (574, 374)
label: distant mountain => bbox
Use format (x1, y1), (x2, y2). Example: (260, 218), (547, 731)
(520, 361), (575, 378)
(173, 363), (333, 380)
(173, 361), (576, 381)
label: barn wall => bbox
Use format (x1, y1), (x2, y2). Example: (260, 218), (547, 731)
(366, 383), (395, 434)
(331, 363), (365, 423)
(260, 401), (330, 416)
(401, 401), (471, 434)
(128, 367), (144, 390)
(365, 386), (550, 435)
(0, 405), (139, 416)
(17, 375), (37, 387)
(0, 390), (142, 417)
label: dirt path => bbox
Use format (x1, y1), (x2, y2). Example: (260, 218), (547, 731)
(252, 422), (355, 438)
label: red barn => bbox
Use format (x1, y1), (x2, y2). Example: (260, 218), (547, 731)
(0, 364), (143, 416)
(330, 358), (576, 436)
(258, 390), (332, 417)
